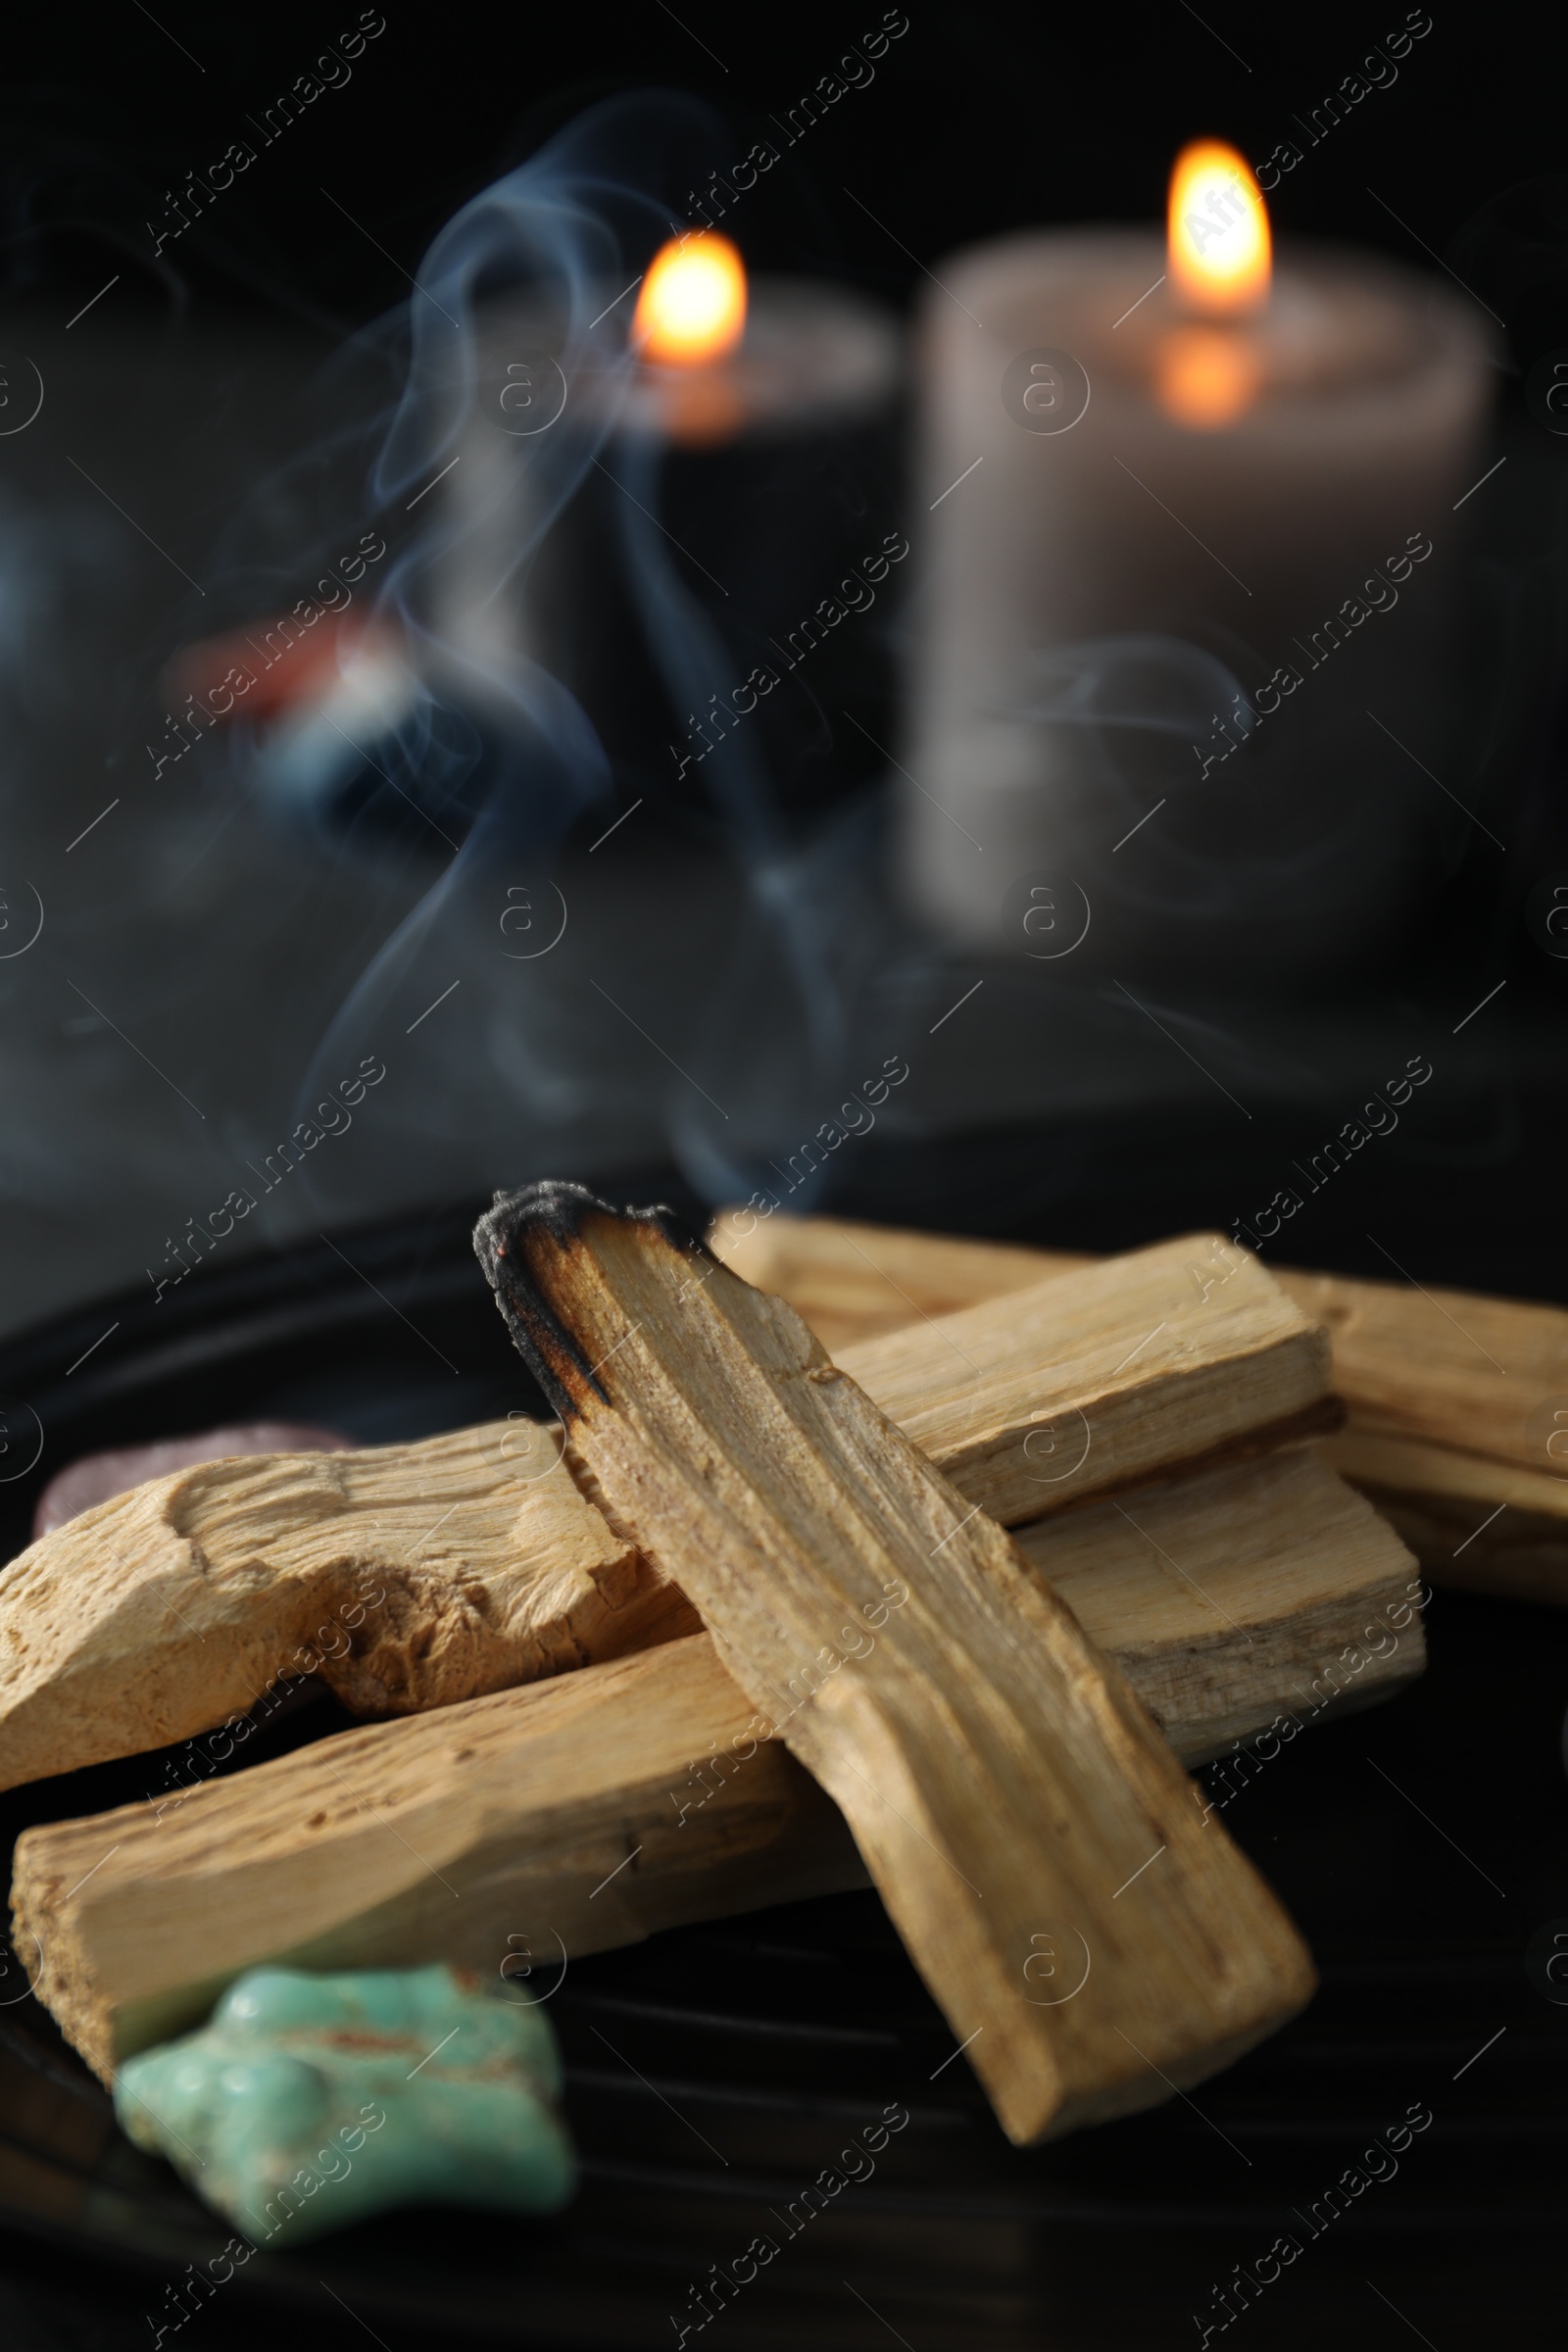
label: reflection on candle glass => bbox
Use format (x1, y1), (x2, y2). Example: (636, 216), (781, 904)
(1156, 326), (1262, 431)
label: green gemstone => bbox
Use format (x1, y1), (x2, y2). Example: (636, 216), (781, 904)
(115, 1963), (576, 2245)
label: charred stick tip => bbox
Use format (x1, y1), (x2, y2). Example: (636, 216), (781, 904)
(472, 1181), (713, 1423)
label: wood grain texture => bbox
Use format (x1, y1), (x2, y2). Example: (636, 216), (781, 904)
(0, 1223), (1332, 1795)
(13, 1635), (861, 2084)
(0, 1424), (684, 1795)
(1322, 1430), (1568, 1604)
(1280, 1266), (1567, 1471)
(708, 1211), (1081, 1354)
(15, 1446), (1409, 2087)
(1022, 1447), (1423, 1756)
(713, 1213), (1568, 1595)
(474, 1186), (1316, 2145)
(834, 1233), (1334, 1527)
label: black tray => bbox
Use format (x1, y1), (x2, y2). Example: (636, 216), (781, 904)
(1, 1170), (1566, 2349)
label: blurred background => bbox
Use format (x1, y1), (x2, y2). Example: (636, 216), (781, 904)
(0, 0), (1564, 1341)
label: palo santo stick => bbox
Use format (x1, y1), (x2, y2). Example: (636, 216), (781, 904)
(0, 1227), (1330, 1794)
(713, 1213), (1568, 1600)
(835, 1233), (1333, 1529)
(715, 1214), (1085, 1354)
(1019, 1446), (1422, 1755)
(15, 1446), (1404, 2087)
(0, 1425), (689, 1796)
(473, 1185), (1315, 2145)
(16, 1636), (862, 2085)
(1279, 1266), (1567, 1472)
(1321, 1430), (1568, 1606)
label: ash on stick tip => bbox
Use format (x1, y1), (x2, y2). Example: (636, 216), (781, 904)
(471, 1182), (711, 1420)
(474, 1180), (700, 1268)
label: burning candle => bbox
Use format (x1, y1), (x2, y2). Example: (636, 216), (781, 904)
(435, 231), (904, 819)
(219, 226), (902, 847)
(904, 143), (1494, 975)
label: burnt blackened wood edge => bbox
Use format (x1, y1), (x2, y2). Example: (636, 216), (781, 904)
(473, 1181), (713, 1424)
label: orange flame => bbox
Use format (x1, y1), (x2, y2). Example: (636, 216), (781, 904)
(1155, 325), (1262, 430)
(1167, 139), (1270, 315)
(633, 234), (747, 367)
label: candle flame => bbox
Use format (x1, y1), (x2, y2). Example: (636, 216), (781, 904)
(1167, 139), (1270, 315)
(633, 234), (747, 367)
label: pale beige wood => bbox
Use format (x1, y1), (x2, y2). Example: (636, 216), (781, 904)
(13, 1635), (861, 2085)
(15, 1446), (1409, 2088)
(835, 1233), (1332, 1528)
(1276, 1266), (1567, 1471)
(1323, 1429), (1568, 1604)
(0, 1424), (688, 1796)
(715, 1213), (1568, 1597)
(709, 1209), (1083, 1354)
(474, 1190), (1315, 2145)
(1030, 1446), (1422, 1752)
(0, 1229), (1331, 1795)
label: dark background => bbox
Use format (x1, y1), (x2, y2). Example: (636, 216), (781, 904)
(8, 0), (1566, 349)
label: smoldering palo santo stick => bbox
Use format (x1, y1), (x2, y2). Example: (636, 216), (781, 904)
(473, 1182), (1316, 2147)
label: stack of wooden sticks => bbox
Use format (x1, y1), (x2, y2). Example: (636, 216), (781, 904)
(710, 1210), (1568, 1603)
(7, 1189), (1458, 2146)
